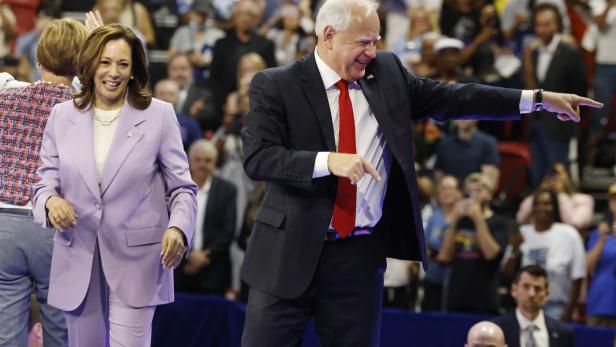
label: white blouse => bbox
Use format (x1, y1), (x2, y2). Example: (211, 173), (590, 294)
(92, 107), (122, 182)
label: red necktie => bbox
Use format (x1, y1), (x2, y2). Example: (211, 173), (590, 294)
(331, 80), (357, 238)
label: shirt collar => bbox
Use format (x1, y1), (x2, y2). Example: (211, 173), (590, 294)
(516, 308), (547, 332)
(198, 175), (213, 194)
(314, 48), (360, 91)
(540, 34), (560, 54)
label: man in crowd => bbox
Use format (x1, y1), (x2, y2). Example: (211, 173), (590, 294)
(493, 265), (574, 347)
(175, 140), (237, 295)
(524, 3), (587, 187)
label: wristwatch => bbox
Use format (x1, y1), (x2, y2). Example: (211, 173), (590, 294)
(534, 88), (544, 112)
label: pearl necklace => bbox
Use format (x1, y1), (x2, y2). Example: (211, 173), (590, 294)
(92, 107), (121, 126)
(33, 80), (70, 89)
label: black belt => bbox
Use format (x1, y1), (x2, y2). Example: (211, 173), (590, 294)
(0, 207), (34, 217)
(325, 227), (374, 241)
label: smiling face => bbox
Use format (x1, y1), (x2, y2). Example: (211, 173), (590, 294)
(320, 8), (380, 81)
(93, 39), (132, 109)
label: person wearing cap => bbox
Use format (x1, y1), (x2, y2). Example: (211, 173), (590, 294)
(169, 0), (226, 86)
(431, 37), (476, 84)
(585, 183), (616, 328)
(438, 173), (508, 314)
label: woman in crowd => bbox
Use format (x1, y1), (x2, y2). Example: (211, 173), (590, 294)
(516, 162), (593, 231)
(32, 24), (197, 346)
(506, 189), (585, 321)
(0, 18), (88, 347)
(585, 183), (616, 328)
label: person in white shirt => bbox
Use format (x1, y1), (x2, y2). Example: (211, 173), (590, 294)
(493, 265), (575, 347)
(506, 189), (586, 322)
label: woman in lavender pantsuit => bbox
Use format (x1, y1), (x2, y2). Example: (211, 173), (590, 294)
(32, 24), (197, 347)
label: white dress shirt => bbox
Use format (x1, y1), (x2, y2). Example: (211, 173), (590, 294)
(312, 49), (392, 229)
(537, 35), (561, 84)
(193, 176), (212, 251)
(516, 309), (549, 347)
(311, 49), (535, 228)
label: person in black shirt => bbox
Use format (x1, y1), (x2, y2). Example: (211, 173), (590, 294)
(438, 172), (509, 314)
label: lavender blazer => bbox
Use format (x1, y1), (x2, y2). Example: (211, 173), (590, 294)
(32, 98), (197, 311)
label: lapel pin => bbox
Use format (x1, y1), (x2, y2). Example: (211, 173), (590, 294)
(367, 74), (374, 80)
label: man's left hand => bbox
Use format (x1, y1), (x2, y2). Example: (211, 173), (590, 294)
(543, 92), (603, 123)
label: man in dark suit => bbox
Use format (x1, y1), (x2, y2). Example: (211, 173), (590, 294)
(525, 3), (587, 186)
(175, 140), (237, 295)
(240, 0), (601, 345)
(492, 265), (575, 347)
(209, 0), (277, 117)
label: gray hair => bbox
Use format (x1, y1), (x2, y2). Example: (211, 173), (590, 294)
(314, 0), (379, 37)
(188, 139), (218, 161)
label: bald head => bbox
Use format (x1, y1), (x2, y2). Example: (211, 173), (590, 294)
(465, 321), (507, 347)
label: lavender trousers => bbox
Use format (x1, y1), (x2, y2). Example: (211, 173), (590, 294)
(63, 243), (155, 347)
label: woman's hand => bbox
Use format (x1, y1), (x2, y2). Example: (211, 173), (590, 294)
(161, 227), (186, 270)
(85, 10), (104, 32)
(45, 196), (78, 230)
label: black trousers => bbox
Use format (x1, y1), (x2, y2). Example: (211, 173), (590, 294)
(241, 233), (386, 347)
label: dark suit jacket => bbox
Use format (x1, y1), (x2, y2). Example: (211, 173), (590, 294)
(209, 31), (277, 114)
(241, 50), (521, 300)
(531, 40), (587, 141)
(492, 311), (575, 347)
(177, 175), (237, 293)
(180, 82), (219, 131)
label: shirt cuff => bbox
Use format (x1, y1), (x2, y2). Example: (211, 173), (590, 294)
(519, 90), (534, 114)
(312, 151), (331, 178)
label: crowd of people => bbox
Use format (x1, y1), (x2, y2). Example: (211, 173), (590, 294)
(0, 0), (614, 345)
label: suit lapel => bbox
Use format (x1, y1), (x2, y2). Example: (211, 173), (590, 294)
(545, 316), (561, 346)
(203, 176), (218, 229)
(66, 109), (100, 199)
(543, 43), (563, 87)
(511, 313), (522, 347)
(99, 101), (145, 196)
(301, 53), (336, 152)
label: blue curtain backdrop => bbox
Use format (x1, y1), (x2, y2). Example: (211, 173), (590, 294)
(152, 294), (615, 347)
